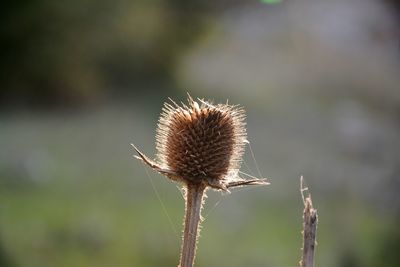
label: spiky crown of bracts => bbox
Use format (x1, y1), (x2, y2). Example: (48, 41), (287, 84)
(133, 95), (267, 191)
(156, 97), (247, 185)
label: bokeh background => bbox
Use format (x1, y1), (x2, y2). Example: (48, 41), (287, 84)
(1, 0), (400, 266)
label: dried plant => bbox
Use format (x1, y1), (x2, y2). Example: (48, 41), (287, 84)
(133, 95), (268, 267)
(300, 177), (318, 267)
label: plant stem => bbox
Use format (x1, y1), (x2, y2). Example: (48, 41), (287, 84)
(179, 183), (206, 267)
(300, 177), (318, 267)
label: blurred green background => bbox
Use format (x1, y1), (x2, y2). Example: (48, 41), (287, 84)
(1, 0), (400, 266)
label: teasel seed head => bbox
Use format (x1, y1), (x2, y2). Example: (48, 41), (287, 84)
(156, 96), (246, 185)
(133, 95), (268, 190)
(132, 95), (268, 267)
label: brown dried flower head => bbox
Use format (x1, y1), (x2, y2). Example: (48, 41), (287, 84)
(133, 95), (268, 267)
(133, 95), (267, 190)
(156, 96), (246, 185)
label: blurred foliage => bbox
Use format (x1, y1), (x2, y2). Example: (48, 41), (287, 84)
(0, 0), (212, 107)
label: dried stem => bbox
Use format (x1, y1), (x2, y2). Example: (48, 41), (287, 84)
(133, 144), (268, 267)
(179, 183), (206, 267)
(300, 177), (318, 267)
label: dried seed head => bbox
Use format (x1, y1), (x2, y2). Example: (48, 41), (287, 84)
(132, 96), (267, 267)
(156, 96), (247, 185)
